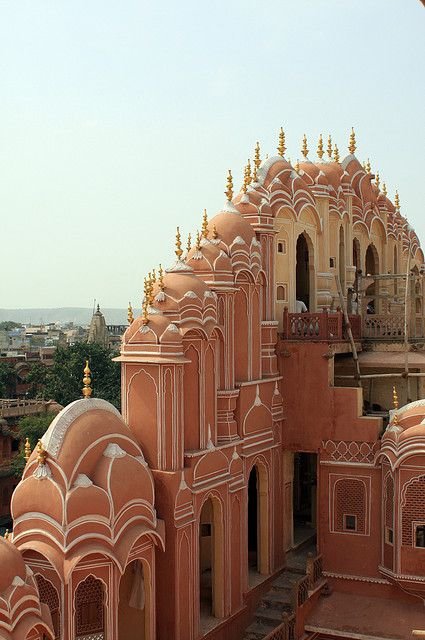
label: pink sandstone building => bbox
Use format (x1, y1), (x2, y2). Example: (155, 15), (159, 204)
(2, 129), (425, 640)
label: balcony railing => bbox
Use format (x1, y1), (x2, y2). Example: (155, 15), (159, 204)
(282, 309), (361, 341)
(263, 613), (295, 640)
(0, 399), (47, 418)
(362, 314), (405, 339)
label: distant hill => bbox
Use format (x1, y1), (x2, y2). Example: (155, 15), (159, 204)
(0, 308), (127, 326)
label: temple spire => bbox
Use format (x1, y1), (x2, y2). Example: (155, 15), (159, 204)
(301, 134), (309, 159)
(317, 134), (324, 160)
(349, 127), (356, 155)
(225, 169), (233, 202)
(82, 360), (92, 398)
(277, 127), (286, 157)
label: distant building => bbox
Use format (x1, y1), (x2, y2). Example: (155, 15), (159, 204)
(87, 304), (110, 348)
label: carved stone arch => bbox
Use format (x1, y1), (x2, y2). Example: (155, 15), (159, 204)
(198, 492), (225, 620)
(74, 574), (106, 638)
(247, 458), (270, 577)
(35, 574), (60, 639)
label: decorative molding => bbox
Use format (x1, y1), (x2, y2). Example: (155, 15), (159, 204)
(323, 571), (389, 585)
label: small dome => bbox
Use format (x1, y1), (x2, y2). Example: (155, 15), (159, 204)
(209, 210), (255, 248)
(0, 538), (26, 594)
(187, 239), (232, 274)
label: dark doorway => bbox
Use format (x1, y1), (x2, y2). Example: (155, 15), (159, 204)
(248, 467), (258, 571)
(296, 234), (310, 310)
(293, 453), (317, 547)
(199, 499), (214, 617)
(365, 244), (379, 313)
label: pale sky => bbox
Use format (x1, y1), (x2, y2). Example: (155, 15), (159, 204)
(1, 0), (424, 310)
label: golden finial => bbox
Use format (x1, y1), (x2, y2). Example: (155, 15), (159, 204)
(382, 182), (387, 196)
(245, 159), (252, 185)
(242, 168), (248, 194)
(4, 529), (10, 540)
(366, 158), (371, 174)
(327, 135), (333, 159)
(252, 163), (258, 183)
(301, 134), (309, 159)
(392, 385), (399, 425)
(317, 134), (324, 160)
(141, 299), (149, 325)
(225, 169), (233, 201)
(158, 264), (165, 291)
(333, 144), (340, 163)
(175, 226), (183, 259)
(24, 437), (31, 462)
(202, 209), (208, 238)
(212, 224), (218, 240)
(127, 302), (134, 325)
(82, 360), (92, 399)
(349, 127), (356, 155)
(36, 439), (48, 465)
(295, 159), (300, 172)
(277, 127), (286, 157)
(375, 172), (380, 189)
(395, 190), (400, 211)
(195, 230), (201, 250)
(186, 232), (192, 252)
(254, 141), (261, 169)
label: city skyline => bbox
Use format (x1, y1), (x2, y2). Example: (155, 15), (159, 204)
(1, 0), (424, 308)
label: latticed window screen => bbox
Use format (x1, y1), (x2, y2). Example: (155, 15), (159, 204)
(334, 479), (366, 534)
(402, 476), (425, 545)
(36, 574), (60, 639)
(75, 575), (105, 636)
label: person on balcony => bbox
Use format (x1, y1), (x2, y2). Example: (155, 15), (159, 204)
(296, 300), (308, 313)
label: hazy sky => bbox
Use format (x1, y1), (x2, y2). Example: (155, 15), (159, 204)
(1, 0), (424, 310)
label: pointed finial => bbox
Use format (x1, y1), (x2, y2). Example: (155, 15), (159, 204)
(36, 439), (47, 465)
(175, 226), (183, 259)
(186, 232), (192, 252)
(277, 127), (286, 156)
(4, 529), (9, 540)
(24, 437), (31, 462)
(349, 127), (356, 155)
(97, 303), (100, 313)
(295, 159), (300, 172)
(301, 134), (309, 159)
(327, 135), (333, 159)
(394, 190), (400, 211)
(195, 230), (201, 250)
(317, 134), (324, 160)
(127, 302), (134, 325)
(242, 168), (248, 194)
(245, 159), (252, 185)
(254, 141), (261, 169)
(392, 385), (399, 425)
(212, 224), (218, 240)
(333, 144), (340, 163)
(382, 182), (387, 196)
(366, 158), (371, 174)
(252, 163), (258, 183)
(158, 264), (165, 291)
(82, 360), (92, 398)
(225, 169), (233, 201)
(141, 299), (149, 325)
(375, 172), (380, 189)
(202, 209), (208, 238)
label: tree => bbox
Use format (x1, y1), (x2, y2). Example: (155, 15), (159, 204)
(0, 362), (17, 398)
(0, 321), (22, 331)
(45, 343), (121, 409)
(11, 412), (56, 476)
(26, 361), (48, 398)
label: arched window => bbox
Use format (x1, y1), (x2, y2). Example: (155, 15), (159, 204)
(75, 575), (105, 638)
(384, 475), (394, 544)
(402, 476), (425, 546)
(277, 285), (286, 301)
(36, 575), (60, 639)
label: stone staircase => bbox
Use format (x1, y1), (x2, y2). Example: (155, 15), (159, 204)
(242, 546), (314, 640)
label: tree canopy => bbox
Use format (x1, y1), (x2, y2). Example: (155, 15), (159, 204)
(0, 362), (17, 398)
(0, 321), (22, 331)
(11, 412), (56, 476)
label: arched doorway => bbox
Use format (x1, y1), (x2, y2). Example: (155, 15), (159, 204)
(118, 560), (146, 640)
(296, 233), (311, 310)
(199, 498), (224, 623)
(247, 464), (269, 582)
(74, 575), (105, 639)
(339, 226), (346, 291)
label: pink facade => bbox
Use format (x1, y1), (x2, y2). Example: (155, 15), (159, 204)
(3, 133), (425, 639)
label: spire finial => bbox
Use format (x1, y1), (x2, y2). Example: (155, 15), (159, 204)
(254, 141), (261, 168)
(36, 439), (47, 465)
(382, 182), (387, 196)
(127, 302), (134, 325)
(4, 529), (10, 541)
(295, 159), (300, 172)
(301, 134), (309, 159)
(277, 127), (286, 157)
(141, 299), (149, 325)
(24, 437), (31, 462)
(327, 135), (333, 159)
(392, 385), (399, 425)
(195, 230), (201, 251)
(175, 226), (183, 259)
(333, 144), (340, 163)
(186, 232), (192, 252)
(245, 159), (252, 185)
(252, 163), (258, 183)
(225, 169), (233, 202)
(317, 134), (324, 160)
(158, 264), (165, 292)
(375, 172), (380, 189)
(82, 360), (92, 398)
(395, 190), (400, 211)
(349, 127), (356, 155)
(212, 224), (218, 240)
(242, 166), (248, 194)
(366, 158), (371, 174)
(202, 209), (208, 238)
